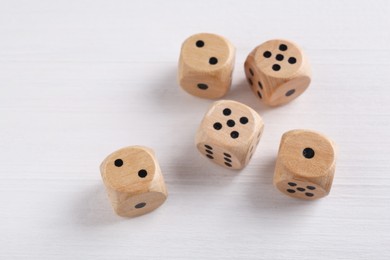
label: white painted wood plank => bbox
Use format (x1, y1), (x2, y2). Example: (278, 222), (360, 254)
(0, 0), (389, 259)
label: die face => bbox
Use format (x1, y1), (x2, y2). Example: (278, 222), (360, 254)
(100, 146), (156, 193)
(196, 100), (264, 169)
(178, 73), (230, 99)
(275, 178), (328, 200)
(196, 142), (240, 169)
(280, 130), (335, 178)
(268, 75), (311, 106)
(115, 191), (167, 217)
(178, 33), (235, 99)
(274, 130), (336, 200)
(245, 39), (311, 106)
(245, 57), (268, 102)
(254, 39), (304, 78)
(181, 33), (233, 71)
(100, 146), (168, 217)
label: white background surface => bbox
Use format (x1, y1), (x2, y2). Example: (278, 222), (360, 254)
(1, 0), (390, 259)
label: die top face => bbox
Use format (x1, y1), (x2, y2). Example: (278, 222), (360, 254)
(181, 33), (234, 72)
(200, 100), (263, 147)
(100, 146), (156, 193)
(254, 39), (304, 78)
(276, 178), (328, 200)
(279, 130), (336, 178)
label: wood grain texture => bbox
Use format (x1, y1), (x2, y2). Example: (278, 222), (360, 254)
(100, 146), (167, 217)
(178, 33), (235, 99)
(195, 100), (264, 169)
(0, 0), (390, 259)
(245, 39), (311, 106)
(274, 129), (336, 200)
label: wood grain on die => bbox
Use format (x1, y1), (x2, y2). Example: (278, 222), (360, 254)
(195, 100), (264, 170)
(245, 39), (311, 106)
(100, 146), (167, 217)
(178, 33), (235, 99)
(274, 130), (336, 200)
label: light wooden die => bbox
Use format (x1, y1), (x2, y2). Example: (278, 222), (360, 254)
(274, 130), (336, 200)
(178, 33), (235, 99)
(245, 39), (311, 106)
(100, 146), (167, 217)
(195, 100), (264, 170)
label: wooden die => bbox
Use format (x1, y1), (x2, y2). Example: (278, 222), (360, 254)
(195, 100), (264, 170)
(100, 146), (167, 217)
(245, 39), (311, 106)
(178, 33), (235, 99)
(274, 130), (336, 200)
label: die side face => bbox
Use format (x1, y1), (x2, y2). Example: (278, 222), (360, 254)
(245, 57), (268, 102)
(196, 100), (263, 169)
(196, 142), (240, 169)
(274, 130), (336, 200)
(276, 178), (328, 200)
(245, 39), (311, 106)
(179, 33), (234, 99)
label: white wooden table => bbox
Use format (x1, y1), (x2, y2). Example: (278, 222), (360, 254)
(1, 0), (389, 259)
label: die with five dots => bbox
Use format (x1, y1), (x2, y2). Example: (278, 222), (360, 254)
(273, 130), (336, 200)
(195, 100), (264, 170)
(245, 39), (311, 106)
(178, 33), (235, 99)
(100, 146), (167, 217)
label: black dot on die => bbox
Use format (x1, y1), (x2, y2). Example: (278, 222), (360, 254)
(272, 64), (281, 71)
(248, 78), (253, 86)
(213, 122), (222, 130)
(209, 57), (218, 65)
(249, 68), (254, 76)
(297, 187), (306, 192)
(227, 120), (235, 127)
(257, 91), (262, 99)
(223, 153), (231, 158)
(138, 169), (147, 178)
(288, 182), (297, 187)
(305, 193), (314, 197)
(204, 144), (213, 150)
(287, 189), (296, 193)
(205, 149), (213, 155)
(307, 186), (316, 190)
(135, 202), (146, 209)
(279, 44), (288, 51)
(114, 159), (123, 167)
(258, 81), (263, 89)
(230, 131), (239, 139)
(197, 83), (208, 90)
(224, 157), (232, 163)
(263, 51), (272, 58)
(288, 57), (297, 64)
(206, 154), (214, 159)
(223, 108), (231, 116)
(240, 117), (248, 125)
(285, 89), (295, 97)
(303, 147), (315, 159)
(276, 54), (284, 61)
(196, 40), (204, 47)
(225, 162), (232, 167)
